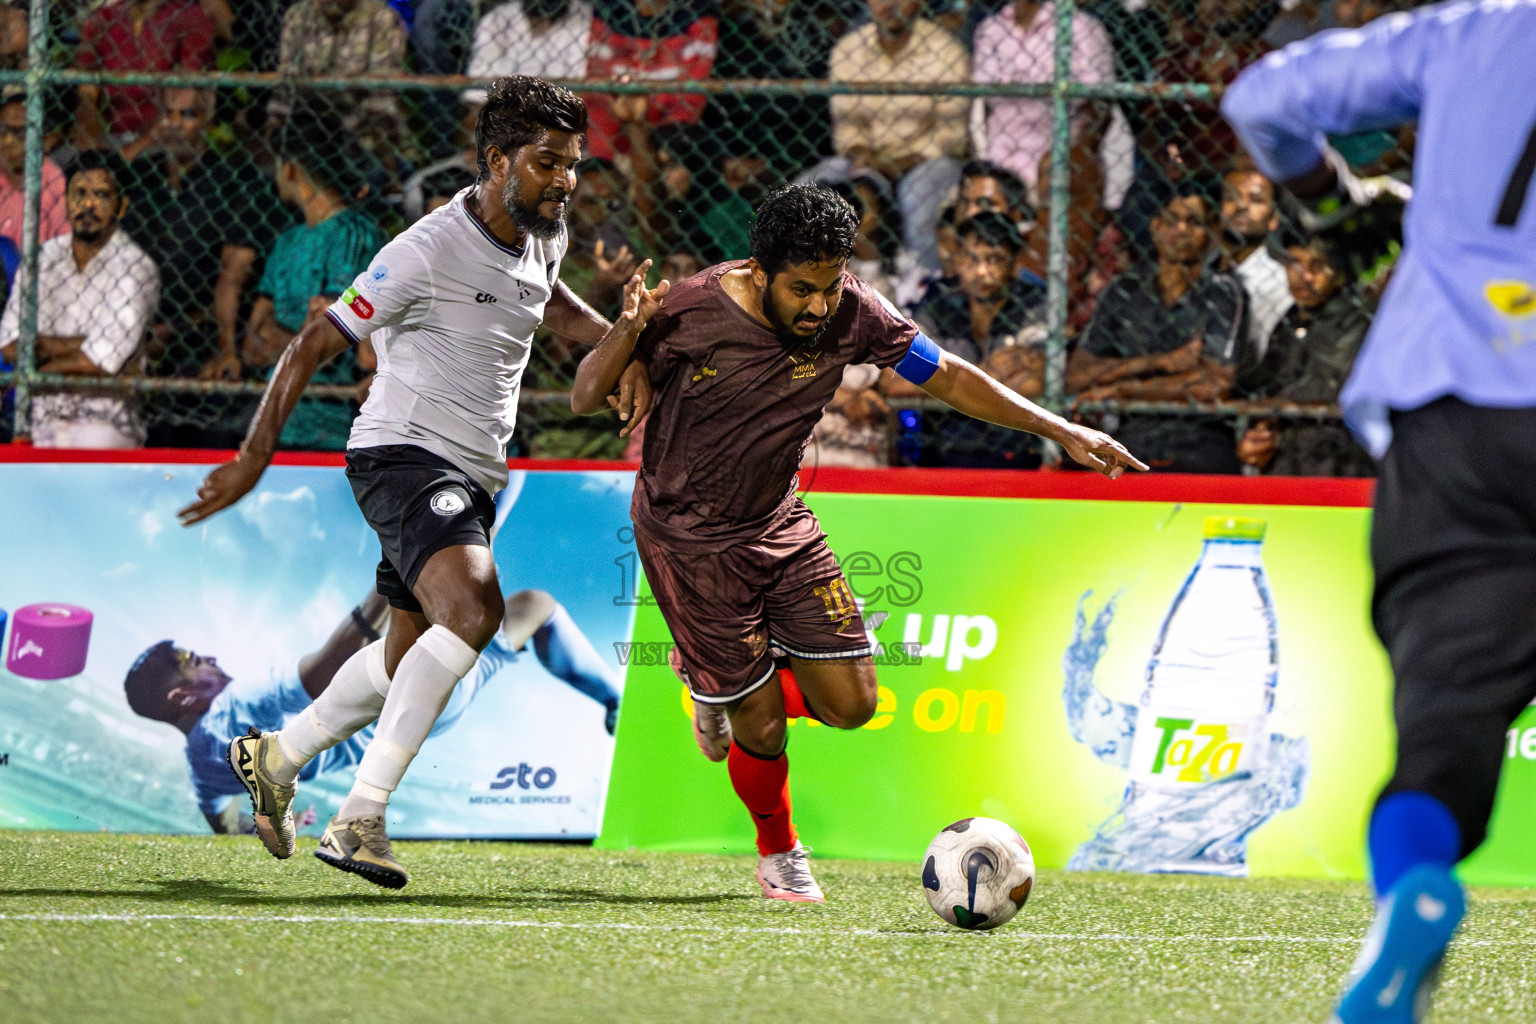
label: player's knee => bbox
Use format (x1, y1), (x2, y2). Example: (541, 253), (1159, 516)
(731, 713), (787, 758)
(816, 673), (878, 730)
(472, 588), (507, 648)
(432, 587), (504, 652)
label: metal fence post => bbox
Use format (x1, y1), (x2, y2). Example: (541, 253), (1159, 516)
(1044, 0), (1075, 417)
(14, 0), (50, 442)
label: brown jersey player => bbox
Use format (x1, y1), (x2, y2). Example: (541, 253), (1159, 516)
(572, 184), (1145, 902)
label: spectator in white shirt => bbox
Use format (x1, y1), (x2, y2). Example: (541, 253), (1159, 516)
(1220, 168), (1292, 360)
(463, 0), (594, 109)
(0, 153), (160, 448)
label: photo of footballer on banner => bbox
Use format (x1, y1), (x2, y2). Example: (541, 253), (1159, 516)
(0, 460), (637, 840)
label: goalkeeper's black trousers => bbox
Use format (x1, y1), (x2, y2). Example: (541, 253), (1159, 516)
(1371, 396), (1536, 858)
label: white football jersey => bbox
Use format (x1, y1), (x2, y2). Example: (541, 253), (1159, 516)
(326, 187), (567, 493)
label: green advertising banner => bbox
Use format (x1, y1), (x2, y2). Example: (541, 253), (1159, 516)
(600, 485), (1535, 885)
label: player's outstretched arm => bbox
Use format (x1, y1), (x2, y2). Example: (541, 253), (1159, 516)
(545, 278), (613, 347)
(176, 314), (352, 526)
(570, 259), (669, 416)
(1221, 11), (1427, 187)
(920, 350), (1148, 479)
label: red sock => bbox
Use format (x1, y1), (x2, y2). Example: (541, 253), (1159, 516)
(728, 741), (797, 856)
(778, 667), (816, 720)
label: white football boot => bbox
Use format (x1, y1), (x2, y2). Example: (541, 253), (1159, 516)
(756, 843), (825, 903)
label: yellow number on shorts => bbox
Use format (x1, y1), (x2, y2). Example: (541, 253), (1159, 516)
(814, 579), (857, 627)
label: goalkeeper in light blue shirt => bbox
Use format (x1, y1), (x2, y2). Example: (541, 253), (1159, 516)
(1224, 3), (1536, 1022)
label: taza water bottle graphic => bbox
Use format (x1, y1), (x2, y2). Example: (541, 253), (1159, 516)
(1128, 516), (1275, 793)
(1063, 515), (1308, 876)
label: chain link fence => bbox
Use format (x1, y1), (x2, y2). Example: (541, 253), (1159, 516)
(0, 0), (1409, 473)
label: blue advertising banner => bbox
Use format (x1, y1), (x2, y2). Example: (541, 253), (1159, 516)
(0, 459), (636, 840)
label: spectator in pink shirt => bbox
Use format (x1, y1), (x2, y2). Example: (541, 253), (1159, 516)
(971, 0), (1131, 210)
(0, 90), (68, 250)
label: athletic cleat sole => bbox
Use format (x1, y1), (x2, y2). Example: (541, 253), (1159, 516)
(314, 846), (409, 890)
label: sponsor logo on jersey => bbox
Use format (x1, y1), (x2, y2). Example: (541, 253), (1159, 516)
(476, 292), (499, 304)
(430, 490), (466, 516)
(788, 346), (822, 380)
(691, 347), (718, 383)
(361, 264), (388, 293)
(343, 287), (374, 319)
(1486, 279), (1536, 350)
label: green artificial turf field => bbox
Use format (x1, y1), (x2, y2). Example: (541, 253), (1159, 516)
(2, 832), (1534, 1024)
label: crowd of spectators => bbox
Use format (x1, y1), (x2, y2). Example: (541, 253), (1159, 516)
(0, 0), (1415, 475)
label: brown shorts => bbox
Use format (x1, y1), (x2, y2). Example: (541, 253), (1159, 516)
(635, 501), (874, 704)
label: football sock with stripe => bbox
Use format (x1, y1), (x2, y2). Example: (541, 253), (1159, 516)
(340, 625), (478, 820)
(273, 639), (392, 785)
(728, 740), (797, 856)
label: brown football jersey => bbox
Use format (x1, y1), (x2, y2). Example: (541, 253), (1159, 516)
(631, 261), (917, 551)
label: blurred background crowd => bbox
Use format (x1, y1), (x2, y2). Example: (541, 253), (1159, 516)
(0, 0), (1417, 474)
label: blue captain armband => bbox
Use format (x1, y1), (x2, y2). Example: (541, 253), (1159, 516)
(894, 333), (941, 385)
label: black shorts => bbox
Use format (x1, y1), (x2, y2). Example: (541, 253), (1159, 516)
(1371, 398), (1536, 856)
(346, 444), (497, 613)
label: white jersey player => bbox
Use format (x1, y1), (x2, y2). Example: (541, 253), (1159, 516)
(179, 76), (649, 889)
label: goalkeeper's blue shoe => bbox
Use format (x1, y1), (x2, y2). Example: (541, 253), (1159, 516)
(1329, 865), (1464, 1024)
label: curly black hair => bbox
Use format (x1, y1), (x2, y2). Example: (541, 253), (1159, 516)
(961, 160), (1034, 221)
(276, 106), (382, 205)
(957, 210), (1025, 255)
(749, 183), (859, 279)
(475, 75), (589, 179)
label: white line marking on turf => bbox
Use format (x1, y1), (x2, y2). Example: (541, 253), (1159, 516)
(0, 913), (1531, 947)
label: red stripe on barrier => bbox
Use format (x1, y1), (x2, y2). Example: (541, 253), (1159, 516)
(797, 466), (1375, 507)
(0, 445), (346, 465)
(0, 444), (1374, 507)
(0, 445), (629, 472)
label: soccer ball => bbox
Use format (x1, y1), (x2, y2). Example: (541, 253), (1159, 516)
(921, 817), (1036, 930)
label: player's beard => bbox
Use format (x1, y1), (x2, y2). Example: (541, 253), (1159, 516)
(70, 215), (109, 245)
(504, 178), (568, 240)
(762, 293), (832, 349)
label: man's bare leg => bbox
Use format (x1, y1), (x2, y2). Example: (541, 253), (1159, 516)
(723, 657), (877, 902)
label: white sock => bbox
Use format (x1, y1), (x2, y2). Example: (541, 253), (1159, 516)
(339, 625), (478, 819)
(273, 640), (391, 784)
